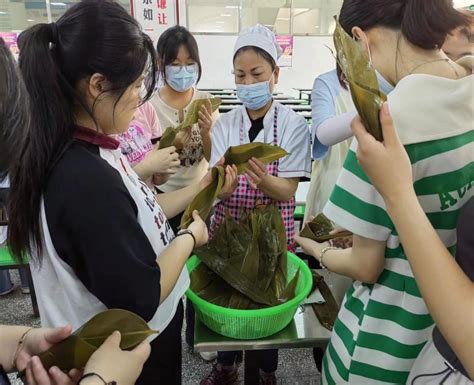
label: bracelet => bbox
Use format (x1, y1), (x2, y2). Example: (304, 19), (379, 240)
(12, 327), (33, 370)
(80, 372), (116, 385)
(176, 229), (196, 249)
(318, 246), (339, 270)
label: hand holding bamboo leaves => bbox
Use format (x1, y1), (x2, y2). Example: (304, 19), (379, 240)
(180, 143), (288, 229)
(81, 331), (151, 385)
(158, 98), (221, 150)
(22, 309), (158, 376)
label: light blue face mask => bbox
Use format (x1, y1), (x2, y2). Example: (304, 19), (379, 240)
(236, 79), (273, 110)
(165, 64), (198, 92)
(358, 34), (395, 95)
(376, 70), (395, 95)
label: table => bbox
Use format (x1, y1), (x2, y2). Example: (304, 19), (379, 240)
(290, 105), (312, 112)
(194, 270), (351, 384)
(219, 99), (307, 107)
(294, 88), (312, 101)
(298, 111), (312, 120)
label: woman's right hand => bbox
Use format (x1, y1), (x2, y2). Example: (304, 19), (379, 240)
(218, 165), (238, 200)
(187, 210), (209, 248)
(80, 331), (150, 385)
(145, 146), (180, 175)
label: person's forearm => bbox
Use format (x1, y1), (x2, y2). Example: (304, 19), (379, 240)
(155, 183), (199, 219)
(132, 159), (153, 181)
(258, 176), (297, 202)
(316, 111), (356, 147)
(152, 173), (170, 187)
(202, 132), (212, 162)
(385, 192), (474, 377)
(311, 247), (383, 284)
(156, 235), (194, 303)
(0, 325), (30, 372)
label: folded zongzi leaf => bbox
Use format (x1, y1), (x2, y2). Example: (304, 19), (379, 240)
(31, 309), (158, 375)
(333, 17), (387, 141)
(224, 142), (289, 174)
(159, 98), (221, 149)
(300, 214), (352, 243)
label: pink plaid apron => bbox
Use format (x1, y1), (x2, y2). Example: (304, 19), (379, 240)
(210, 108), (296, 248)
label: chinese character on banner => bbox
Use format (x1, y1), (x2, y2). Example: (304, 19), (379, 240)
(131, 0), (177, 45)
(143, 8), (153, 21)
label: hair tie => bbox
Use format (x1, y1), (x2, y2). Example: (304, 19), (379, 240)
(49, 22), (59, 45)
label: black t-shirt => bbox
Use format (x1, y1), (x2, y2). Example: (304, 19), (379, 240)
(433, 197), (474, 379)
(248, 116), (264, 142)
(43, 139), (161, 321)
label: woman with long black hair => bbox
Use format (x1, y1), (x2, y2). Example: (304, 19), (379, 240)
(7, 1), (211, 384)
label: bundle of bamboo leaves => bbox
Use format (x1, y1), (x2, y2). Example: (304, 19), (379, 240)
(191, 205), (300, 310)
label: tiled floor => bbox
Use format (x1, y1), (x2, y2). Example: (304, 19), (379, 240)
(1, 271), (321, 384)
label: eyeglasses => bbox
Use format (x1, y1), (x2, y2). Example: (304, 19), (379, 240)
(166, 63), (198, 74)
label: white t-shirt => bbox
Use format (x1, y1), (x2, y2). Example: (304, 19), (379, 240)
(151, 89), (219, 192)
(211, 102), (311, 179)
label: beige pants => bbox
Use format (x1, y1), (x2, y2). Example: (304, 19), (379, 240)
(407, 338), (473, 385)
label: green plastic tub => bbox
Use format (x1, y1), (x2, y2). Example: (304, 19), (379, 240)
(186, 252), (312, 340)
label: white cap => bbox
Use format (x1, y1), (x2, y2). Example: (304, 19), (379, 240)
(233, 24), (283, 64)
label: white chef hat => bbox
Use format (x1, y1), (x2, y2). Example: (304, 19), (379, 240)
(233, 24), (283, 64)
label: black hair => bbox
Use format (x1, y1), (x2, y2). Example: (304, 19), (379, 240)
(8, 0), (157, 263)
(233, 46), (277, 70)
(156, 25), (202, 85)
(0, 38), (29, 181)
(339, 0), (470, 50)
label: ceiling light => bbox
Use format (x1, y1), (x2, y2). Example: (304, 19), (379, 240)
(51, 2), (67, 6)
(220, 14), (232, 17)
(225, 5), (239, 9)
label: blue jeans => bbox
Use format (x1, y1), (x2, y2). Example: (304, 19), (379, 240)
(0, 269), (29, 293)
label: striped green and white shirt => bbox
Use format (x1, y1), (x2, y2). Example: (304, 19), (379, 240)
(321, 68), (474, 384)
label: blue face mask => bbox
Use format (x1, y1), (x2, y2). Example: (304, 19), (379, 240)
(165, 64), (198, 92)
(376, 70), (395, 95)
(236, 79), (273, 110)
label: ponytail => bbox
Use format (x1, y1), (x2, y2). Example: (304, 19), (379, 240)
(8, 23), (74, 262)
(8, 0), (157, 263)
(402, 0), (470, 49)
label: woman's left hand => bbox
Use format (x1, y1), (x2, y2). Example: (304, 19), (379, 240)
(294, 235), (329, 260)
(245, 157), (268, 189)
(198, 100), (213, 136)
(17, 326), (83, 384)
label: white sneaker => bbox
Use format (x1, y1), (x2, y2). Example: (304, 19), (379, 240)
(21, 287), (30, 294)
(199, 351), (217, 362)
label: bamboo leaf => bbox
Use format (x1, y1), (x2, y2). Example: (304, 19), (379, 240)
(333, 17), (387, 141)
(31, 309), (158, 374)
(224, 142), (289, 174)
(180, 166), (225, 229)
(158, 98), (221, 149)
(180, 143), (288, 229)
(300, 214), (352, 242)
(192, 205), (298, 310)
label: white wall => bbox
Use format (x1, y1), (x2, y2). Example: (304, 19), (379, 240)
(195, 34), (336, 97)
